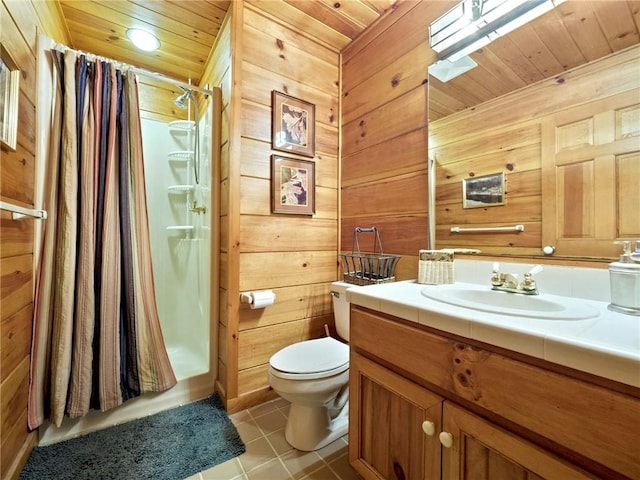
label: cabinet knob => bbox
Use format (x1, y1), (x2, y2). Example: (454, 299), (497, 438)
(421, 420), (435, 436)
(439, 431), (454, 448)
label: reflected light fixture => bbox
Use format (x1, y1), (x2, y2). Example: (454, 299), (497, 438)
(430, 0), (564, 63)
(429, 55), (478, 83)
(126, 28), (161, 51)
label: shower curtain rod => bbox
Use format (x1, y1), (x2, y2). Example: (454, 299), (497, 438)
(51, 43), (212, 97)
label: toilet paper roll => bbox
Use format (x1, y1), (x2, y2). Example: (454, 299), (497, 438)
(248, 290), (276, 309)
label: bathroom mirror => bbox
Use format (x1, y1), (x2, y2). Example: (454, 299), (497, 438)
(427, 0), (639, 258)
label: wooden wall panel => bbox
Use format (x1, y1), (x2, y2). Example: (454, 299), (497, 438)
(1, 306), (32, 384)
(240, 216), (337, 251)
(341, 2), (430, 282)
(237, 364), (270, 397)
(341, 2), (638, 278)
(0, 255), (32, 318)
(430, 46), (640, 148)
(237, 316), (331, 370)
(342, 129), (427, 187)
(435, 47), (639, 258)
(137, 77), (188, 123)
(342, 41), (430, 126)
(239, 251), (338, 291)
(199, 8), (233, 404)
(244, 0), (350, 51)
(618, 152), (640, 236)
(212, 1), (341, 411)
(342, 172), (427, 218)
(341, 216), (428, 258)
(238, 283), (332, 331)
(342, 1), (441, 94)
(342, 86), (428, 156)
(1, 1), (70, 476)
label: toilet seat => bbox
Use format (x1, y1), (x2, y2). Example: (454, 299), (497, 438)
(269, 337), (349, 380)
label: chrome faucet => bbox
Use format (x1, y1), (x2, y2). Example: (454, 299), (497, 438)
(491, 264), (542, 295)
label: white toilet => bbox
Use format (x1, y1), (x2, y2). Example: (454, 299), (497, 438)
(268, 281), (353, 451)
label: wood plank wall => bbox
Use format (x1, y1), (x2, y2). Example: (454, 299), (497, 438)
(199, 4), (233, 407)
(214, 0), (342, 412)
(0, 2), (69, 477)
(341, 1), (443, 281)
(137, 77), (188, 124)
(432, 46), (640, 259)
(342, 1), (639, 271)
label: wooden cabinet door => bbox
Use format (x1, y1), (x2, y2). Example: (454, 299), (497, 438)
(441, 402), (596, 480)
(349, 352), (442, 480)
(541, 89), (640, 259)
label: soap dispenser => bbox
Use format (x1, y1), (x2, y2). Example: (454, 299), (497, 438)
(608, 241), (640, 316)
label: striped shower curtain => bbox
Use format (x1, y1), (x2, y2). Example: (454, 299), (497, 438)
(28, 49), (176, 429)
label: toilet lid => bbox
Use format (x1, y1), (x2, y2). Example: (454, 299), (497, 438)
(269, 337), (348, 375)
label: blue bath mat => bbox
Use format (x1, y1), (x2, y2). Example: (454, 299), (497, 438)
(20, 394), (245, 480)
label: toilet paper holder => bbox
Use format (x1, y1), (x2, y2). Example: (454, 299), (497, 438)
(240, 290), (276, 309)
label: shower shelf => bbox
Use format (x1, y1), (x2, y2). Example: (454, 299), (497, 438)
(166, 225), (194, 232)
(167, 120), (195, 132)
(167, 185), (194, 194)
(168, 150), (193, 162)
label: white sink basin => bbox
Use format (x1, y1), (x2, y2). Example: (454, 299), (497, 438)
(420, 283), (599, 320)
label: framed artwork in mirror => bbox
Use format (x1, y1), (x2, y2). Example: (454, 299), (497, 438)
(0, 43), (20, 151)
(271, 155), (315, 215)
(462, 172), (505, 209)
(271, 91), (315, 158)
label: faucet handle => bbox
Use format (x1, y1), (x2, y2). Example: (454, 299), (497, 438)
(521, 265), (542, 293)
(527, 265), (543, 276)
(491, 263), (503, 286)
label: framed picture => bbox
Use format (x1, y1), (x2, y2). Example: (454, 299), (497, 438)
(271, 155), (315, 215)
(271, 91), (315, 158)
(462, 172), (505, 208)
(1, 43), (20, 151)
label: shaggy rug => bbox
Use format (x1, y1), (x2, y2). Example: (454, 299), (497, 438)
(20, 394), (245, 480)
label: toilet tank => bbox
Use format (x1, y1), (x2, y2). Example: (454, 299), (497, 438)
(331, 281), (354, 341)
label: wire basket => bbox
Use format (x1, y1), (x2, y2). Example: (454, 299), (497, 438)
(339, 227), (400, 286)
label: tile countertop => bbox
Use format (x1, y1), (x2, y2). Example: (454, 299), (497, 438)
(345, 260), (640, 389)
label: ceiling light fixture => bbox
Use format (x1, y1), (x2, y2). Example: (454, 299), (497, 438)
(126, 28), (160, 52)
(429, 55), (478, 83)
(430, 0), (564, 63)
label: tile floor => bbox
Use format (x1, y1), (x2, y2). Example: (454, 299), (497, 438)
(186, 396), (362, 480)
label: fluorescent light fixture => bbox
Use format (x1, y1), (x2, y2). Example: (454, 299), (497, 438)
(429, 56), (478, 82)
(126, 28), (160, 51)
(430, 0), (563, 62)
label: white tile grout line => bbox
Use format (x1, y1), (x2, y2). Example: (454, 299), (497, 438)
(230, 398), (355, 480)
(246, 400), (341, 480)
(245, 401), (297, 479)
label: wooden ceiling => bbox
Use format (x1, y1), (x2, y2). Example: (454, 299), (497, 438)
(55, 0), (397, 85)
(56, 0), (231, 84)
(55, 1), (639, 118)
(429, 0), (640, 121)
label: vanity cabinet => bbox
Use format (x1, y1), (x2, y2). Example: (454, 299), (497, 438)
(349, 306), (640, 480)
(350, 352), (593, 480)
(349, 352), (443, 480)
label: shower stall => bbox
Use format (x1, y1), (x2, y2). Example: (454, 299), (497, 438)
(142, 86), (213, 381)
(38, 74), (220, 445)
